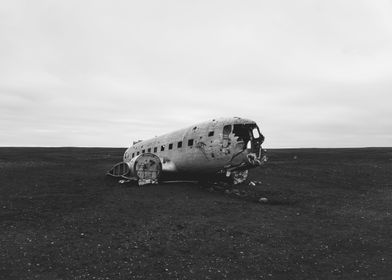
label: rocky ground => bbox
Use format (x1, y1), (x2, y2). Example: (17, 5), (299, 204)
(0, 147), (391, 279)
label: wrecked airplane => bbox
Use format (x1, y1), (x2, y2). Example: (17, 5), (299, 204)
(107, 117), (267, 185)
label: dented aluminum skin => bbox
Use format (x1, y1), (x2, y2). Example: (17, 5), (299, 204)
(118, 117), (266, 183)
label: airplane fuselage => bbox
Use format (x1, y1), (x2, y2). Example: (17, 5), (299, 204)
(122, 117), (266, 180)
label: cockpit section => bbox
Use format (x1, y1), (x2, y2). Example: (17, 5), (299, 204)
(233, 123), (263, 143)
(222, 122), (266, 169)
(232, 123), (264, 152)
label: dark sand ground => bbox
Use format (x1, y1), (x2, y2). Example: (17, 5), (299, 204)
(0, 147), (391, 279)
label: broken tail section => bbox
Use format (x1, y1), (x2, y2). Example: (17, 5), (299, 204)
(107, 153), (162, 185)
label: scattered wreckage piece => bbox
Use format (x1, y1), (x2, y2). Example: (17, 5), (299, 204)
(229, 170), (249, 185)
(203, 179), (270, 203)
(107, 162), (129, 177)
(248, 180), (263, 187)
(259, 197), (268, 203)
(118, 179), (131, 184)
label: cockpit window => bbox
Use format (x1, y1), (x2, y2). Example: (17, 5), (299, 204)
(233, 124), (251, 143)
(222, 125), (232, 148)
(233, 123), (262, 143)
(252, 127), (260, 139)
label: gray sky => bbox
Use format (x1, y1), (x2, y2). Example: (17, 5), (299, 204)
(1, 0), (392, 148)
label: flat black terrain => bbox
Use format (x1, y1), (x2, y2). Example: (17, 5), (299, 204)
(1, 147), (391, 279)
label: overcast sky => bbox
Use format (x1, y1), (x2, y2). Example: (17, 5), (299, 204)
(1, 0), (391, 148)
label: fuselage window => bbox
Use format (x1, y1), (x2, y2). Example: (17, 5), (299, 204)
(223, 125), (232, 137)
(208, 131), (214, 137)
(132, 153), (135, 158)
(147, 148), (151, 153)
(154, 147), (157, 153)
(137, 151), (140, 155)
(161, 145), (165, 151)
(222, 125), (232, 148)
(188, 139), (194, 146)
(169, 143), (173, 150)
(142, 150), (145, 153)
(178, 141), (182, 148)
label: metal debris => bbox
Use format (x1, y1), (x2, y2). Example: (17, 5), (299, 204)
(232, 170), (249, 185)
(118, 179), (131, 184)
(138, 178), (159, 186)
(258, 197), (268, 203)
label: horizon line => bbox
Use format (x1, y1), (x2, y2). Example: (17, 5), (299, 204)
(1, 146), (391, 149)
